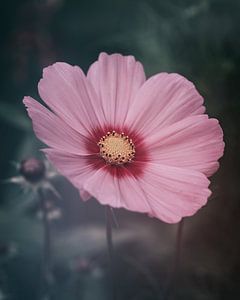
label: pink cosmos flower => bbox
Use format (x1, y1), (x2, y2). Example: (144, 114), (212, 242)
(23, 53), (224, 223)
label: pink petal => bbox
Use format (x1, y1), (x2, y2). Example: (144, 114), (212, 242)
(82, 166), (150, 213)
(146, 115), (224, 177)
(138, 162), (211, 223)
(87, 52), (146, 128)
(23, 96), (94, 155)
(38, 62), (104, 136)
(82, 161), (211, 223)
(125, 73), (205, 137)
(79, 189), (92, 202)
(43, 149), (102, 190)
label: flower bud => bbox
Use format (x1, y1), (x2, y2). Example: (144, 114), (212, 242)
(19, 158), (45, 183)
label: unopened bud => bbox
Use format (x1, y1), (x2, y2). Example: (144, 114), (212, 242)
(19, 158), (45, 183)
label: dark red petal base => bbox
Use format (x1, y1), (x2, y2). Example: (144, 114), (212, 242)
(85, 125), (149, 179)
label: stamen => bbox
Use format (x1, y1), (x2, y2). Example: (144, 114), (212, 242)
(98, 131), (135, 165)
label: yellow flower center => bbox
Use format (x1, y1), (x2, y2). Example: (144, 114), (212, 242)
(98, 131), (135, 165)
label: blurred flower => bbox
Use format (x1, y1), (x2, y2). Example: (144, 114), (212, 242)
(70, 257), (92, 274)
(36, 199), (62, 220)
(20, 158), (46, 183)
(6, 157), (59, 197)
(23, 53), (224, 223)
(70, 256), (103, 278)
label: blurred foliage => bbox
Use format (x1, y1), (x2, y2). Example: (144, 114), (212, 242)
(0, 0), (240, 299)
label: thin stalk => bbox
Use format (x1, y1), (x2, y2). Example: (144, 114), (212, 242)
(105, 206), (116, 300)
(164, 218), (185, 300)
(38, 188), (53, 297)
(173, 218), (184, 276)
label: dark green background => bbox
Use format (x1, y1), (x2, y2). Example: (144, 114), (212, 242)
(0, 0), (240, 299)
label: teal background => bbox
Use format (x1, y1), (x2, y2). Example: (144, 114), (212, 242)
(0, 0), (239, 299)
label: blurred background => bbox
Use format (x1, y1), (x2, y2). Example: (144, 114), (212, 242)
(0, 0), (239, 299)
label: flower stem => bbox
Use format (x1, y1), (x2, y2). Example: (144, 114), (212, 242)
(105, 206), (116, 300)
(173, 218), (184, 276)
(38, 188), (53, 298)
(164, 218), (185, 300)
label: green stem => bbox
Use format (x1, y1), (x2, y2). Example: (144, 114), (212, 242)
(38, 188), (53, 297)
(173, 218), (184, 276)
(164, 218), (185, 300)
(105, 206), (116, 300)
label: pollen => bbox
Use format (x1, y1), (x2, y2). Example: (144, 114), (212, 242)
(98, 131), (135, 165)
